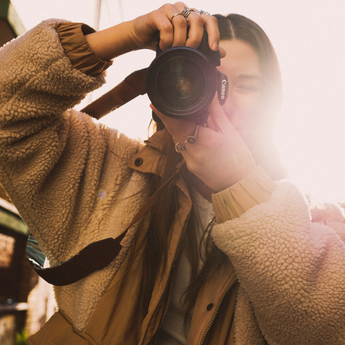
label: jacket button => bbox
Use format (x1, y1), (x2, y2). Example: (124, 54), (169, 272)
(134, 157), (143, 166)
(206, 303), (214, 311)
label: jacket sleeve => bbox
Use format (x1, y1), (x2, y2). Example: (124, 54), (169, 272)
(56, 22), (112, 76)
(0, 19), (139, 265)
(211, 178), (345, 344)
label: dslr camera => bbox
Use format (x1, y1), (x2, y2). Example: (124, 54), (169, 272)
(146, 30), (229, 120)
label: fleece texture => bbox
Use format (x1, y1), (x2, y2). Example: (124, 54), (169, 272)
(212, 182), (345, 344)
(1, 19), (345, 344)
(0, 19), (148, 330)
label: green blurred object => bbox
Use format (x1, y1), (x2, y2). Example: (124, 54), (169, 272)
(12, 329), (28, 345)
(0, 0), (26, 46)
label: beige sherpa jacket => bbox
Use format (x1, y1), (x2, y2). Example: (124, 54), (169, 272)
(1, 19), (345, 344)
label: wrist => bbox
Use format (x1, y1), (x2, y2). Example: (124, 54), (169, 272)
(85, 20), (138, 61)
(212, 166), (277, 222)
(213, 159), (257, 193)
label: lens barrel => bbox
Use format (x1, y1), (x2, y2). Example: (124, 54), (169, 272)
(146, 46), (218, 118)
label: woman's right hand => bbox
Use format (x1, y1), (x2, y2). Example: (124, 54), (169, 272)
(85, 3), (222, 61)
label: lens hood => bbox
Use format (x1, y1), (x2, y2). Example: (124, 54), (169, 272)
(146, 45), (220, 119)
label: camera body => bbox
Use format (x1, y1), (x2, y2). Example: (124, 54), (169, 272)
(146, 30), (228, 120)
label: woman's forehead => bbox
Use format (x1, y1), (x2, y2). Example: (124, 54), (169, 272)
(219, 39), (261, 77)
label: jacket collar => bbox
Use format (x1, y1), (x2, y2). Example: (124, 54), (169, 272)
(128, 129), (168, 177)
(128, 129), (192, 205)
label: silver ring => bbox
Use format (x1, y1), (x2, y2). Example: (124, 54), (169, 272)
(170, 12), (183, 21)
(181, 6), (192, 20)
(189, 8), (200, 16)
(199, 10), (211, 16)
(175, 142), (186, 153)
(185, 125), (200, 144)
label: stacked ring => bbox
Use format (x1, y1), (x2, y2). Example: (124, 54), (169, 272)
(175, 143), (186, 152)
(191, 9), (201, 16)
(170, 12), (184, 21)
(175, 125), (200, 153)
(172, 8), (209, 23)
(181, 6), (192, 20)
(186, 125), (199, 144)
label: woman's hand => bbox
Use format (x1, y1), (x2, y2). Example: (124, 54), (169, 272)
(85, 3), (223, 61)
(151, 97), (257, 193)
(130, 2), (220, 51)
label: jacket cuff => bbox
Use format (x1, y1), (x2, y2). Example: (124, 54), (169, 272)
(212, 166), (277, 223)
(56, 22), (112, 76)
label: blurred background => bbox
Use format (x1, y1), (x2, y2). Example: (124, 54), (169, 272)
(8, 0), (345, 202)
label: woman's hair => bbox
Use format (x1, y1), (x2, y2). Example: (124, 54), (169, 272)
(121, 14), (286, 342)
(213, 14), (287, 180)
(216, 13), (283, 117)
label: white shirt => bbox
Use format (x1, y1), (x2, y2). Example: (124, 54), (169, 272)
(156, 189), (215, 344)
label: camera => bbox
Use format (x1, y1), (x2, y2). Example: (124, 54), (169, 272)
(146, 30), (229, 120)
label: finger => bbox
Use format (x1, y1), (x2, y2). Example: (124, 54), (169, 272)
(169, 13), (188, 47)
(184, 12), (205, 48)
(202, 14), (220, 51)
(219, 46), (226, 58)
(173, 3), (220, 51)
(156, 4), (187, 50)
(207, 96), (235, 135)
(164, 2), (192, 48)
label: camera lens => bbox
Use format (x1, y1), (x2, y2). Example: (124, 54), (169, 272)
(146, 47), (218, 118)
(155, 56), (205, 106)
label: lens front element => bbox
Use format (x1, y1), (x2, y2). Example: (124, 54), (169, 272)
(146, 47), (218, 118)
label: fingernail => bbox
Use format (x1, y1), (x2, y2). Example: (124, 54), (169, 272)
(212, 41), (219, 51)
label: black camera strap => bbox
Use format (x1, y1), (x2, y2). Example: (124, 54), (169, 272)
(27, 161), (184, 286)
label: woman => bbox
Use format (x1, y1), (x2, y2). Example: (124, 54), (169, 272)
(1, 3), (345, 344)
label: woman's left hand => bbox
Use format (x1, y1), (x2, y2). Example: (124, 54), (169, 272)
(151, 96), (257, 192)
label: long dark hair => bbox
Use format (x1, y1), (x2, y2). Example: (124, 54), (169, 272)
(216, 14), (283, 118)
(214, 14), (287, 180)
(122, 14), (286, 343)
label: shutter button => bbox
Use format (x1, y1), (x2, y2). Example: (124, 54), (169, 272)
(134, 157), (143, 166)
(207, 303), (214, 311)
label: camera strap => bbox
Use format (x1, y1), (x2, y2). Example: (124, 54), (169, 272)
(81, 68), (148, 120)
(27, 161), (185, 286)
(26, 161), (184, 286)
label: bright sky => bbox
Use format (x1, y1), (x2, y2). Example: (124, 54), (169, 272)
(10, 0), (345, 202)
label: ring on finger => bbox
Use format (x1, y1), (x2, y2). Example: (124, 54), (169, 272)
(175, 142), (186, 153)
(199, 10), (211, 16)
(170, 12), (184, 22)
(185, 125), (200, 144)
(181, 6), (192, 21)
(189, 8), (201, 16)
